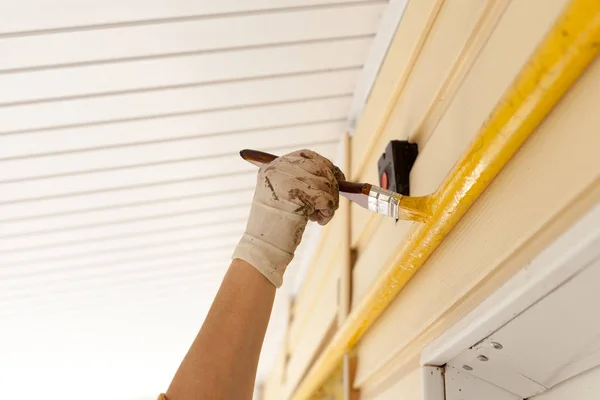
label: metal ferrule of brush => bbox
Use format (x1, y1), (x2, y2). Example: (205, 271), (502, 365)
(367, 187), (402, 219)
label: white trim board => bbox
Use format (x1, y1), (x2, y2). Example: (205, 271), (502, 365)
(419, 204), (600, 399)
(347, 0), (409, 133)
(422, 366), (445, 399)
(421, 203), (600, 366)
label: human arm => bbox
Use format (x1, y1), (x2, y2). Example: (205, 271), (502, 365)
(162, 150), (344, 400)
(164, 258), (275, 400)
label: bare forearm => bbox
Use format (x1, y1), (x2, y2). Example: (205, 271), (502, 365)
(166, 259), (276, 400)
(163, 150), (342, 399)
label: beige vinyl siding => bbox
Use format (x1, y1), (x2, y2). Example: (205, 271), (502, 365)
(262, 0), (600, 398)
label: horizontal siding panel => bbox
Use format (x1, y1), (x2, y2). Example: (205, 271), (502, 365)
(350, 0), (495, 247)
(0, 70), (358, 134)
(350, 0), (440, 180)
(0, 3), (384, 71)
(0, 123), (342, 188)
(354, 0), (581, 388)
(284, 221), (344, 395)
(289, 217), (343, 350)
(351, 218), (412, 310)
(409, 0), (567, 196)
(0, 38), (370, 105)
(351, 202), (378, 251)
(0, 97), (349, 159)
(383, 0), (490, 149)
(285, 256), (339, 394)
(0, 0), (379, 35)
(360, 367), (422, 400)
(356, 76), (600, 391)
(263, 343), (287, 400)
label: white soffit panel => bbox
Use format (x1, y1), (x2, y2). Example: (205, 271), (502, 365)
(0, 2), (388, 399)
(447, 343), (545, 398)
(482, 255), (600, 389)
(0, 0), (379, 34)
(422, 204), (600, 399)
(530, 364), (600, 400)
(0, 4), (387, 71)
(444, 365), (521, 400)
(0, 42), (367, 105)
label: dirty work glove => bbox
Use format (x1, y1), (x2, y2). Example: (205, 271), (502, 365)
(232, 150), (345, 288)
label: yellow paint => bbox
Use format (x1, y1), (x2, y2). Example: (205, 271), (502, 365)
(308, 364), (344, 400)
(398, 195), (432, 223)
(291, 1), (600, 398)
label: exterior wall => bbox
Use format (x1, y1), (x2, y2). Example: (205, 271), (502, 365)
(263, 206), (349, 399)
(262, 0), (600, 398)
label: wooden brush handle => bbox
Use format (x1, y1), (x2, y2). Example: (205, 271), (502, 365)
(239, 149), (367, 194)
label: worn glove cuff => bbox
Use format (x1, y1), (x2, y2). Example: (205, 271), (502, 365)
(232, 202), (307, 288)
(232, 233), (292, 288)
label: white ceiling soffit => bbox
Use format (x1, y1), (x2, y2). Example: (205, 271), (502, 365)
(0, 1), (388, 399)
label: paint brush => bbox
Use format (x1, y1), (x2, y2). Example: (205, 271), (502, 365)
(239, 149), (430, 222)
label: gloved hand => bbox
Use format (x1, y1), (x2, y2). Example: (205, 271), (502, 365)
(232, 150), (345, 288)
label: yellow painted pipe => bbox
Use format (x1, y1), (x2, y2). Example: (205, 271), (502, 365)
(291, 0), (600, 398)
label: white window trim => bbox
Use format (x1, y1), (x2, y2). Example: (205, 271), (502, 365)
(419, 204), (600, 400)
